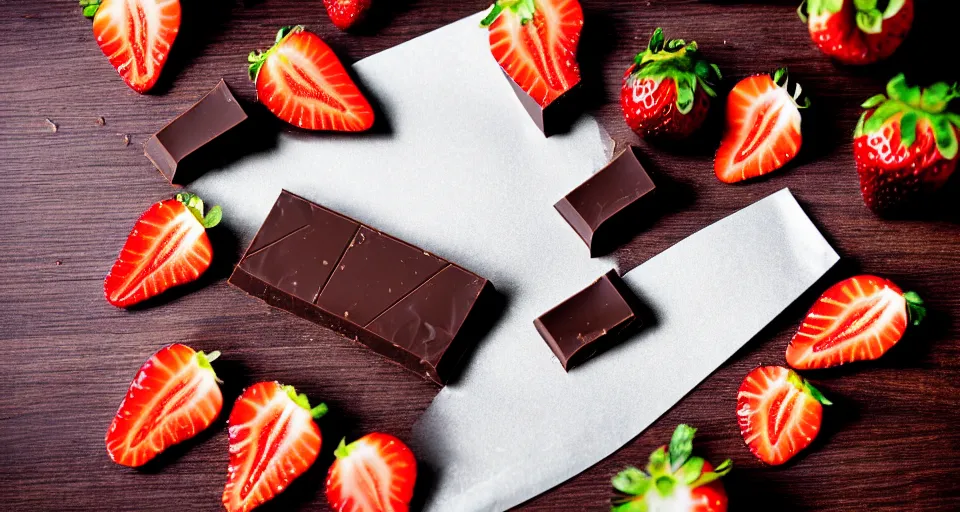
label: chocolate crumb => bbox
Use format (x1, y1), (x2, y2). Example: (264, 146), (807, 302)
(44, 118), (57, 133)
(96, 117), (105, 126)
(121, 134), (130, 146)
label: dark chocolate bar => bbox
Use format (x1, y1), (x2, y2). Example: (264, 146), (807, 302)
(502, 71), (579, 136)
(554, 147), (655, 255)
(534, 270), (639, 371)
(229, 190), (491, 385)
(144, 79), (247, 185)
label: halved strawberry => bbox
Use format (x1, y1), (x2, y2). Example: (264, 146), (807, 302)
(853, 74), (960, 213)
(480, 0), (584, 108)
(801, 0), (913, 65)
(104, 193), (221, 308)
(248, 26), (375, 131)
(621, 28), (722, 139)
(715, 68), (809, 183)
(736, 366), (831, 465)
(612, 425), (731, 512)
(223, 381), (327, 512)
(325, 433), (418, 512)
(105, 344), (223, 467)
(324, 0), (372, 31)
(80, 0), (181, 93)
(786, 275), (925, 369)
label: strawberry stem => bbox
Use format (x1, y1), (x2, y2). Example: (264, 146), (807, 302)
(334, 437), (353, 459)
(248, 26), (303, 82)
(196, 350), (222, 383)
(904, 291), (926, 326)
(310, 403), (328, 420)
(480, 0), (535, 27)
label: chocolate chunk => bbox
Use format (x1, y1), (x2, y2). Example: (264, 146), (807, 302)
(229, 190), (492, 385)
(534, 270), (639, 371)
(144, 79), (247, 185)
(554, 147), (655, 256)
(502, 71), (579, 137)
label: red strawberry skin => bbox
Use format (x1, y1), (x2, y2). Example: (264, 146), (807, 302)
(325, 433), (417, 512)
(249, 26), (374, 132)
(86, 0), (181, 93)
(482, 0), (583, 108)
(736, 366), (829, 466)
(807, 0), (913, 65)
(105, 344), (222, 467)
(853, 75), (960, 213)
(104, 195), (219, 308)
(323, 0), (372, 31)
(786, 275), (924, 369)
(622, 77), (711, 139)
(223, 382), (326, 512)
(714, 69), (805, 183)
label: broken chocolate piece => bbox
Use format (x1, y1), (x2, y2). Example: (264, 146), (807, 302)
(554, 147), (656, 256)
(229, 190), (492, 385)
(502, 71), (579, 137)
(144, 79), (247, 185)
(534, 270), (639, 371)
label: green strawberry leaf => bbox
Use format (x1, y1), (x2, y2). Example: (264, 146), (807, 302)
(883, 0), (906, 18)
(804, 380), (833, 406)
(668, 424), (696, 471)
(886, 74), (921, 107)
(202, 205), (223, 229)
(479, 3), (504, 27)
(675, 75), (696, 115)
(612, 501), (648, 512)
(933, 116), (959, 160)
(649, 27), (665, 53)
(654, 476), (674, 497)
(612, 467), (651, 495)
(665, 38), (686, 51)
(647, 446), (668, 474)
(691, 459), (733, 487)
(854, 111), (868, 138)
(861, 94), (887, 109)
(854, 0), (877, 10)
(678, 456), (705, 485)
(856, 10), (883, 34)
(920, 82), (956, 113)
(898, 111), (918, 150)
(863, 101), (903, 134)
(904, 291), (926, 326)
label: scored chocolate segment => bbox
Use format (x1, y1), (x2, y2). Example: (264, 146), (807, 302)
(316, 227), (447, 326)
(554, 147), (656, 255)
(534, 270), (639, 371)
(144, 79), (247, 185)
(229, 190), (492, 385)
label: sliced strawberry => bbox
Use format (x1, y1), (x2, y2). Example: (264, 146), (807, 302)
(715, 68), (808, 184)
(612, 425), (731, 512)
(621, 28), (722, 139)
(223, 382), (327, 512)
(736, 366), (831, 465)
(481, 0), (584, 108)
(81, 0), (181, 93)
(105, 344), (223, 467)
(853, 74), (960, 213)
(104, 193), (221, 308)
(325, 433), (418, 512)
(802, 0), (913, 65)
(323, 0), (372, 31)
(248, 26), (375, 132)
(786, 275), (925, 369)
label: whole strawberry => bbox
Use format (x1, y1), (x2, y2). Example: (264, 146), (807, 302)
(854, 74), (960, 213)
(621, 28), (721, 139)
(323, 0), (372, 31)
(801, 0), (913, 65)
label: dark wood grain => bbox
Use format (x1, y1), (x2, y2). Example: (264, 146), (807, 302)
(2, 0), (958, 510)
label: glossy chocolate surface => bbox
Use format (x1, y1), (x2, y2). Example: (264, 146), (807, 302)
(229, 190), (491, 385)
(534, 270), (638, 370)
(502, 70), (579, 137)
(554, 147), (655, 255)
(144, 79), (247, 184)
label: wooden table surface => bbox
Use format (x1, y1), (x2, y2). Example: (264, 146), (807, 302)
(2, 0), (959, 510)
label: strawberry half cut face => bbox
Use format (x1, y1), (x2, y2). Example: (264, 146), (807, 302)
(612, 425), (731, 512)
(223, 382), (327, 512)
(325, 433), (418, 512)
(105, 344), (223, 467)
(481, 0), (584, 108)
(736, 366), (831, 466)
(715, 68), (809, 184)
(787, 275), (925, 369)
